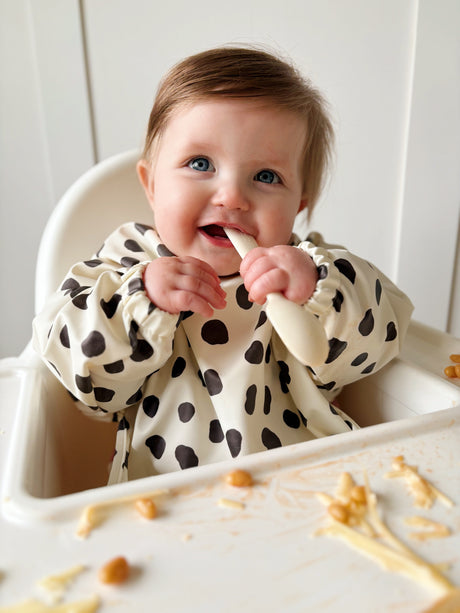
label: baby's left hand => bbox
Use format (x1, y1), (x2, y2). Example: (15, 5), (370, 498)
(240, 245), (318, 305)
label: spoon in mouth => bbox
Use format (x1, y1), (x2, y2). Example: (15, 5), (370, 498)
(225, 227), (329, 366)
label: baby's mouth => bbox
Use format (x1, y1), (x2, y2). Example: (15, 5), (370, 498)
(200, 224), (228, 238)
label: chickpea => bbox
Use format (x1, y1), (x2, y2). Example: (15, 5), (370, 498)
(225, 469), (253, 487)
(449, 354), (460, 363)
(455, 365), (460, 378)
(444, 365), (457, 378)
(328, 502), (350, 524)
(350, 485), (367, 505)
(135, 498), (157, 519)
(98, 556), (130, 585)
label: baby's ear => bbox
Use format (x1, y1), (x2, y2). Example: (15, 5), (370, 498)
(298, 197), (308, 213)
(137, 159), (155, 206)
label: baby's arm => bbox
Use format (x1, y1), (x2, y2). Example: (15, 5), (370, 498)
(240, 235), (413, 393)
(32, 223), (183, 420)
(297, 235), (414, 392)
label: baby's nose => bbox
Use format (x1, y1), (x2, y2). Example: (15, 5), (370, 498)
(211, 181), (250, 211)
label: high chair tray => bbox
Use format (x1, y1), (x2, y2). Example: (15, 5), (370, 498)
(1, 321), (459, 612)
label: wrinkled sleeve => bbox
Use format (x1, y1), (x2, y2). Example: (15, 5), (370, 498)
(298, 233), (414, 395)
(32, 222), (179, 421)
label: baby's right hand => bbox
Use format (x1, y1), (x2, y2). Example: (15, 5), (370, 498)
(144, 257), (226, 318)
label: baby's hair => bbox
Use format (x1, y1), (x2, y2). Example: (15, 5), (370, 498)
(142, 45), (334, 216)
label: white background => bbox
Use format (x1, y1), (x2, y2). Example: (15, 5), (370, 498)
(1, 0), (459, 358)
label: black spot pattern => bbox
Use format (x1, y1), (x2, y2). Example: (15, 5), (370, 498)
(283, 409), (300, 429)
(265, 343), (271, 363)
(226, 429), (242, 457)
(143, 395), (159, 418)
(236, 284), (252, 309)
(317, 380), (336, 391)
(175, 445), (198, 469)
(201, 320), (229, 345)
(126, 388), (143, 405)
(130, 339), (154, 362)
(255, 311), (267, 329)
(60, 325), (70, 348)
(244, 341), (264, 364)
(75, 374), (92, 394)
(325, 338), (348, 363)
(94, 387), (115, 402)
(61, 278), (80, 295)
(317, 264), (328, 280)
(171, 357), (186, 378)
(81, 330), (106, 357)
(203, 369), (223, 395)
(72, 293), (89, 310)
(178, 402), (195, 422)
(358, 309), (374, 336)
(209, 419), (224, 443)
(361, 362), (376, 374)
(277, 361), (291, 393)
(118, 416), (129, 431)
(104, 360), (124, 374)
(120, 256), (140, 268)
(263, 386), (272, 414)
(332, 290), (344, 313)
(334, 258), (356, 284)
(128, 278), (144, 295)
(261, 427), (282, 449)
(124, 239), (143, 252)
(84, 259), (102, 268)
(385, 321), (397, 341)
(135, 223), (153, 235)
(244, 384), (257, 415)
(100, 294), (122, 319)
(351, 353), (368, 366)
(375, 279), (382, 305)
(146, 435), (166, 459)
(157, 244), (175, 257)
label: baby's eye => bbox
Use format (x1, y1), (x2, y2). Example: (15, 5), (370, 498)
(188, 157), (214, 172)
(254, 170), (281, 184)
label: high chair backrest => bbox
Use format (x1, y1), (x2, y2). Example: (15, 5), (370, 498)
(35, 150), (151, 314)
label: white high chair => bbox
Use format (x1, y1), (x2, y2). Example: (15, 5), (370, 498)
(1, 151), (459, 524)
(35, 149), (149, 314)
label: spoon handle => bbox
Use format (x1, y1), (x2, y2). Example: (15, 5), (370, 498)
(225, 228), (328, 366)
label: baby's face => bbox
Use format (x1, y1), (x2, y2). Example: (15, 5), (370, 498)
(139, 99), (308, 276)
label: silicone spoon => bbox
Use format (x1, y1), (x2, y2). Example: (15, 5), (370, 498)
(225, 228), (329, 366)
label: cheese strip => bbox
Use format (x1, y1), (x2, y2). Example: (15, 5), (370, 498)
(321, 521), (455, 597)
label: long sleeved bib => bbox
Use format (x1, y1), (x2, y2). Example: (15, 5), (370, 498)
(33, 222), (413, 483)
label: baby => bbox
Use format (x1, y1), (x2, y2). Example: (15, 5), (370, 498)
(33, 46), (413, 484)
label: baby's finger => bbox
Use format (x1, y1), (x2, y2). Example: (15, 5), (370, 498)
(178, 258), (226, 299)
(240, 254), (277, 292)
(239, 247), (268, 276)
(168, 290), (217, 318)
(246, 268), (289, 304)
(175, 273), (227, 311)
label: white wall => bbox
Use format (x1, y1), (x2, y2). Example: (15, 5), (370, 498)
(1, 0), (459, 358)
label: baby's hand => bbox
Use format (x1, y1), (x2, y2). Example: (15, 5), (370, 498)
(144, 257), (226, 318)
(240, 246), (318, 306)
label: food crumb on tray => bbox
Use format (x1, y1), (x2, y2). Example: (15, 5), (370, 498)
(384, 455), (454, 509)
(0, 594), (100, 613)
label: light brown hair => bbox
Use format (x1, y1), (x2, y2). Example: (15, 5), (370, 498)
(141, 46), (334, 216)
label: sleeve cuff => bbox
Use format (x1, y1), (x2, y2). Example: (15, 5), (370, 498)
(298, 240), (342, 317)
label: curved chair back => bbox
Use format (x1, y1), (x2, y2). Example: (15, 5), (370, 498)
(35, 150), (151, 313)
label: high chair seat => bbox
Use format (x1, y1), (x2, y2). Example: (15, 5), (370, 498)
(35, 149), (150, 314)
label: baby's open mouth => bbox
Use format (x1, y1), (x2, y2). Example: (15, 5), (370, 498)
(200, 224), (228, 238)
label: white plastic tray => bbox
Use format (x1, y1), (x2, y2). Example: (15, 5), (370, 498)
(1, 323), (460, 612)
